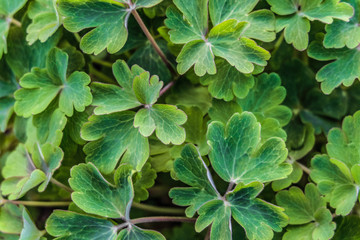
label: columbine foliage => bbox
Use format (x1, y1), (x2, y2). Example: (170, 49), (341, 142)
(1, 0), (360, 239)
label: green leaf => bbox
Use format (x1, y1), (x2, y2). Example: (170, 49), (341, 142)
(170, 144), (288, 240)
(46, 210), (118, 240)
(237, 73), (292, 127)
(32, 101), (67, 147)
(133, 163), (157, 202)
(91, 60), (144, 115)
(6, 23), (61, 79)
(276, 184), (336, 240)
(117, 226), (165, 240)
(200, 60), (254, 101)
(134, 104), (187, 144)
(267, 0), (353, 50)
(26, 0), (62, 45)
(333, 215), (360, 240)
(128, 40), (173, 84)
(310, 110), (360, 215)
(272, 163), (303, 191)
(1, 144), (47, 200)
(169, 144), (219, 217)
(0, 0), (27, 58)
(20, 208), (44, 240)
(310, 155), (356, 215)
(227, 182), (288, 240)
(58, 0), (161, 54)
(165, 82), (212, 115)
(207, 112), (291, 184)
(209, 0), (276, 42)
(81, 112), (149, 174)
(69, 163), (133, 219)
(14, 47), (92, 117)
(324, 0), (360, 48)
(0, 203), (23, 234)
(165, 1), (270, 76)
(308, 39), (360, 94)
(92, 60), (187, 145)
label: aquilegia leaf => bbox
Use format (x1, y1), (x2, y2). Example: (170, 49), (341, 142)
(14, 47), (92, 117)
(58, 0), (163, 55)
(92, 60), (187, 145)
(267, 0), (353, 50)
(170, 112), (290, 240)
(165, 0), (271, 76)
(311, 110), (360, 215)
(276, 183), (336, 240)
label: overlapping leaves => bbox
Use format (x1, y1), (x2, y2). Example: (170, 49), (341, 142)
(311, 110), (360, 215)
(58, 0), (163, 54)
(170, 112), (291, 240)
(267, 0), (353, 50)
(84, 60), (186, 174)
(46, 163), (165, 240)
(165, 0), (272, 76)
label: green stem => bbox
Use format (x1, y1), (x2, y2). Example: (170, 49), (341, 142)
(273, 32), (284, 52)
(132, 202), (185, 215)
(50, 178), (73, 193)
(91, 57), (113, 68)
(115, 216), (196, 231)
(131, 9), (177, 77)
(296, 161), (311, 175)
(9, 18), (21, 27)
(89, 65), (116, 84)
(3, 200), (71, 207)
(131, 216), (195, 225)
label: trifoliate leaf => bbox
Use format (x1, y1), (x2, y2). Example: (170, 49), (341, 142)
(308, 39), (360, 94)
(324, 0), (360, 48)
(207, 112), (291, 184)
(81, 112), (149, 174)
(267, 0), (353, 50)
(0, 0), (27, 58)
(46, 210), (118, 240)
(310, 155), (357, 216)
(14, 47), (92, 117)
(118, 226), (165, 240)
(0, 203), (23, 234)
(26, 0), (62, 45)
(58, 0), (162, 55)
(69, 163), (133, 219)
(165, 0), (270, 76)
(311, 110), (360, 215)
(200, 60), (254, 101)
(20, 208), (44, 240)
(133, 163), (157, 202)
(276, 184), (336, 240)
(170, 143), (288, 240)
(333, 215), (360, 240)
(92, 60), (187, 145)
(1, 144), (46, 200)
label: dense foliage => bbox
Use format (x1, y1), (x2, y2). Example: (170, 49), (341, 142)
(1, 0), (360, 239)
